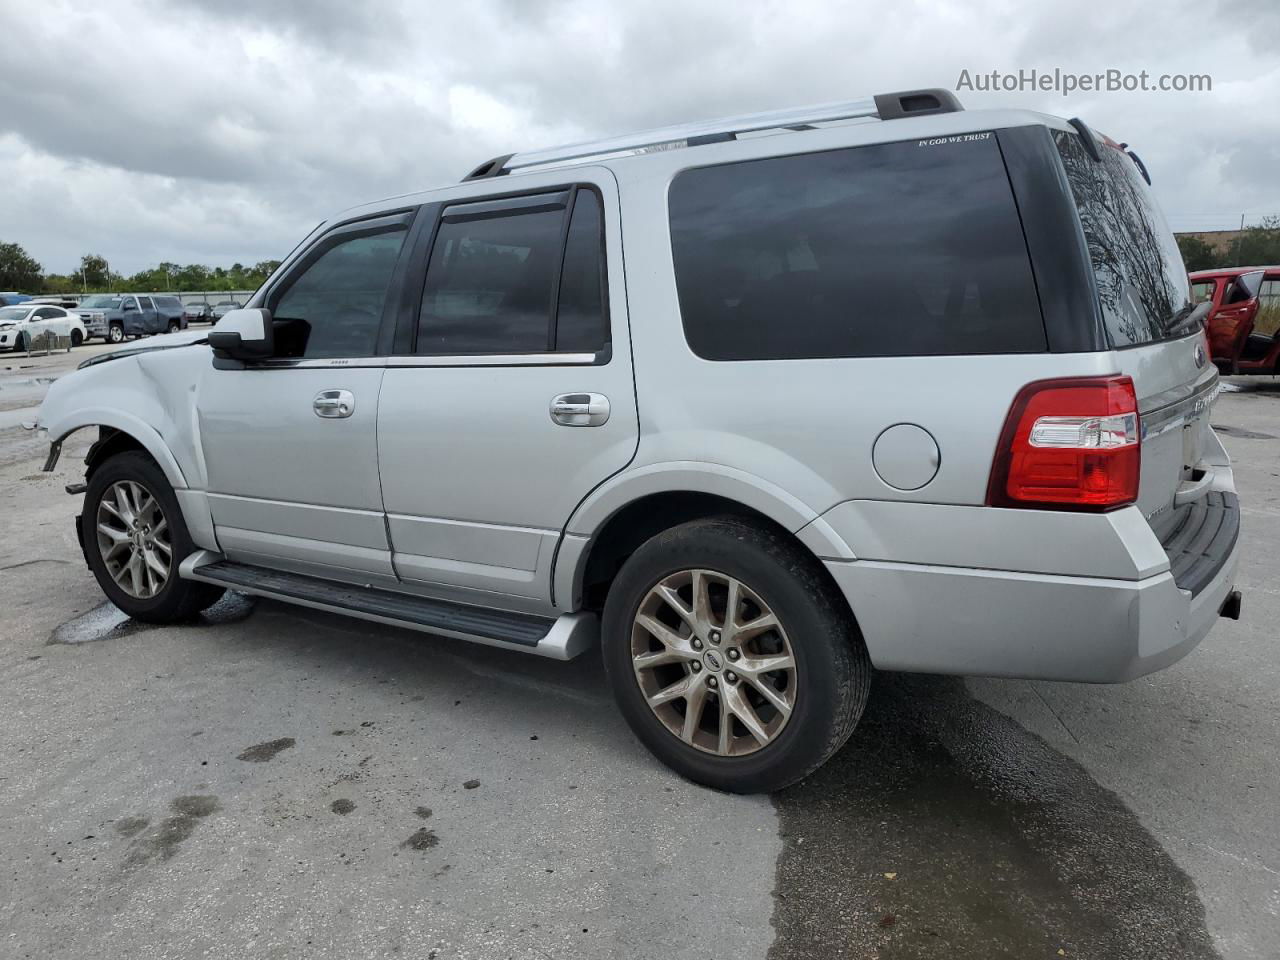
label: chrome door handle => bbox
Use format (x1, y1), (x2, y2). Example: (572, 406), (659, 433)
(550, 393), (610, 427)
(313, 389), (355, 419)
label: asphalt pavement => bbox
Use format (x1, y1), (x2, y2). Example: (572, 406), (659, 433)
(0, 346), (1275, 959)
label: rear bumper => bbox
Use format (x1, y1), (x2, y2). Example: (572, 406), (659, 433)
(825, 532), (1239, 682)
(816, 451), (1241, 683)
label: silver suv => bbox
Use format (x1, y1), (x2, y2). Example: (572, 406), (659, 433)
(37, 89), (1241, 792)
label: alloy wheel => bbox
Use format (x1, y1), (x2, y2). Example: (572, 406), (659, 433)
(631, 568), (798, 757)
(95, 480), (172, 599)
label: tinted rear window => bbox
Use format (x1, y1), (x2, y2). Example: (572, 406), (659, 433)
(1053, 130), (1194, 347)
(668, 134), (1045, 360)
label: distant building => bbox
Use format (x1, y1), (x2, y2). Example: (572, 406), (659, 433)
(1175, 230), (1242, 257)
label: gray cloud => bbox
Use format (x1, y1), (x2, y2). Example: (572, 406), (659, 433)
(0, 0), (1274, 276)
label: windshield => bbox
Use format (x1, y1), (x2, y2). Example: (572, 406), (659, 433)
(0, 306), (29, 320)
(81, 295), (123, 308)
(1054, 129), (1196, 347)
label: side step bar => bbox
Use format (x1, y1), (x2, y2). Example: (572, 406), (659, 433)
(179, 551), (597, 660)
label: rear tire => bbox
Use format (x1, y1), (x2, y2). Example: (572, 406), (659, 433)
(601, 516), (871, 793)
(81, 451), (224, 623)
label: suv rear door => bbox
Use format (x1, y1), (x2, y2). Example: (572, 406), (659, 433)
(1239, 274), (1280, 363)
(376, 171), (637, 611)
(1208, 270), (1264, 367)
(1053, 129), (1219, 526)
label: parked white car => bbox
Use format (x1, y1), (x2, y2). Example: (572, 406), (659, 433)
(0, 304), (87, 351)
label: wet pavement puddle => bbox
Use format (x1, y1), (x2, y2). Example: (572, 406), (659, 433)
(770, 674), (1218, 960)
(49, 591), (256, 644)
(1211, 423), (1276, 440)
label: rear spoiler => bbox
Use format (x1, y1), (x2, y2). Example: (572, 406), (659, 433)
(1067, 117), (1152, 185)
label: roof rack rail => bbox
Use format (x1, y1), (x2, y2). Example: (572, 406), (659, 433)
(460, 87), (962, 182)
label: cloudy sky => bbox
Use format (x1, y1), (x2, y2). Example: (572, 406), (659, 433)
(1, 0), (1277, 276)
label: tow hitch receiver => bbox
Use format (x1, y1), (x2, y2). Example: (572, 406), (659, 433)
(1219, 590), (1243, 621)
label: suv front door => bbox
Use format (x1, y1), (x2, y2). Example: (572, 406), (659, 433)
(31, 307), (69, 338)
(196, 210), (416, 584)
(120, 297), (142, 337)
(376, 174), (637, 612)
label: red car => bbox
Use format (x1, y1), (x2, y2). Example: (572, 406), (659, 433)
(1191, 266), (1280, 373)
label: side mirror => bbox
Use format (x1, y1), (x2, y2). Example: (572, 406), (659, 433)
(209, 307), (274, 361)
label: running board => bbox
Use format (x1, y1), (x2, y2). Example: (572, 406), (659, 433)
(179, 551), (597, 660)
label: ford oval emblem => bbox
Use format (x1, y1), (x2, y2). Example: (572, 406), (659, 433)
(1194, 343), (1207, 368)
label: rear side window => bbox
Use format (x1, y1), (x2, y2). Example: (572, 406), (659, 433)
(1053, 130), (1194, 347)
(1190, 280), (1217, 304)
(668, 134), (1045, 360)
(554, 191), (608, 352)
(416, 187), (608, 355)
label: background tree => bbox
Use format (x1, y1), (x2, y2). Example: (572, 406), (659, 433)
(1231, 216), (1280, 267)
(79, 254), (109, 288)
(1176, 235), (1218, 272)
(0, 241), (44, 291)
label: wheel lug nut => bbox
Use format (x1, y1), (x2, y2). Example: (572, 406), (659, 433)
(727, 648), (739, 661)
(692, 638), (703, 650)
(725, 671), (737, 683)
(709, 630), (721, 644)
(691, 661), (702, 672)
(707, 677), (718, 688)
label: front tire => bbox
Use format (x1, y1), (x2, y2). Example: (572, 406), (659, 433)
(70, 329), (84, 347)
(82, 451), (224, 623)
(107, 324), (124, 343)
(167, 322), (179, 334)
(602, 517), (871, 793)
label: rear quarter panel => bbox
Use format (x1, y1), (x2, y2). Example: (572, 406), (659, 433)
(603, 138), (1128, 533)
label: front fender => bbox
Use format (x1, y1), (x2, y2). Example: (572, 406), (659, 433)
(42, 407), (188, 490)
(36, 351), (207, 491)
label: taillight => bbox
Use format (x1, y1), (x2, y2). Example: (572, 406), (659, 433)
(988, 376), (1140, 510)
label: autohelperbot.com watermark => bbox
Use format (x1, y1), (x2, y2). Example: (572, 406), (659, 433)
(956, 68), (1211, 96)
